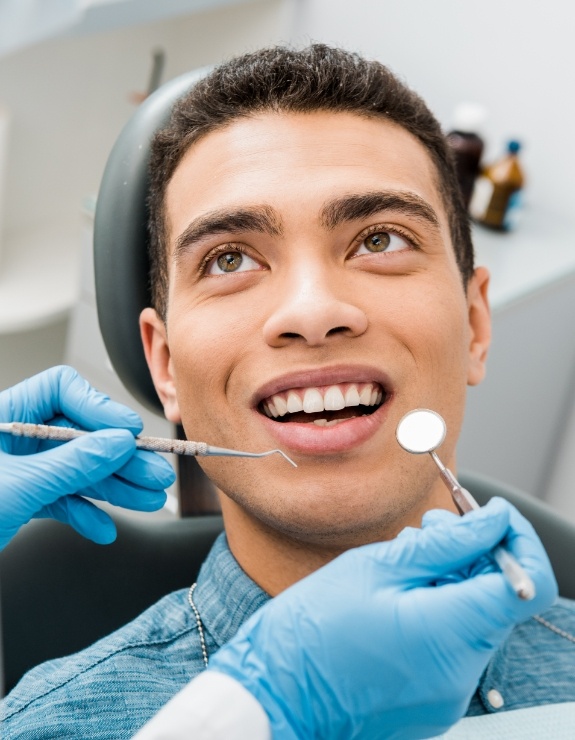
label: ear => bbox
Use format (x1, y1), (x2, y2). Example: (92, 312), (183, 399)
(140, 307), (181, 423)
(466, 266), (491, 387)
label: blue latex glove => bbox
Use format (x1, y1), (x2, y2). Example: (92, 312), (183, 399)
(209, 498), (558, 740)
(0, 366), (175, 549)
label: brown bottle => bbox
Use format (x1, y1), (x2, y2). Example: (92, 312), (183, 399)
(446, 104), (486, 208)
(470, 141), (525, 230)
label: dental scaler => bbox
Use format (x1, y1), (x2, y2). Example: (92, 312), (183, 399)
(0, 422), (297, 467)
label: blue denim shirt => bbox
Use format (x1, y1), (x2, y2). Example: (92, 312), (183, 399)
(2, 532), (575, 738)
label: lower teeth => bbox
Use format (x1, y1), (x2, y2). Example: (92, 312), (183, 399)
(312, 415), (368, 427)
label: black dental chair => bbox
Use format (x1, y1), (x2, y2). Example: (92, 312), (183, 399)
(2, 69), (575, 697)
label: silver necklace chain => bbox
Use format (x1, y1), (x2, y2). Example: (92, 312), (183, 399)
(533, 614), (575, 644)
(187, 584), (575, 671)
(188, 583), (209, 669)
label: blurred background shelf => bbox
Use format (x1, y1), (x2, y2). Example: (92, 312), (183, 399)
(460, 212), (575, 511)
(0, 224), (79, 334)
(473, 210), (575, 312)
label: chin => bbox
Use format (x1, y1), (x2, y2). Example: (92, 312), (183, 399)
(224, 480), (418, 548)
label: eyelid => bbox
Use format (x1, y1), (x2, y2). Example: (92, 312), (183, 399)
(353, 223), (420, 251)
(199, 242), (263, 276)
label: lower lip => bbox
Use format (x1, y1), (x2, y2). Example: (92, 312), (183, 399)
(256, 402), (390, 455)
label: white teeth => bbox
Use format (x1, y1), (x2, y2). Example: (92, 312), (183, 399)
(324, 385), (346, 411)
(286, 391), (304, 414)
(263, 382), (383, 419)
(266, 401), (279, 418)
(313, 418), (343, 427)
(274, 395), (288, 416)
(344, 384), (360, 407)
(358, 385), (372, 405)
(303, 387), (324, 413)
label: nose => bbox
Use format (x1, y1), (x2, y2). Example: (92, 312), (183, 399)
(262, 264), (368, 348)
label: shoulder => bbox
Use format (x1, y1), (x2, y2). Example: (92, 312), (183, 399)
(539, 595), (575, 621)
(468, 597), (575, 716)
(1, 589), (205, 739)
(503, 597), (575, 657)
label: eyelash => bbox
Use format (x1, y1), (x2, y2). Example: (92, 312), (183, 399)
(199, 243), (253, 276)
(353, 223), (419, 254)
(198, 223), (419, 277)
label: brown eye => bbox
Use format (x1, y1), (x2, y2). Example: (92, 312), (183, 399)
(217, 252), (243, 272)
(206, 249), (262, 276)
(354, 230), (411, 258)
(365, 232), (391, 252)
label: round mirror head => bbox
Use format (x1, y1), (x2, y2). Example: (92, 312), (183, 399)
(396, 409), (446, 454)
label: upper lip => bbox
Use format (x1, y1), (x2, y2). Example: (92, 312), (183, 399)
(252, 365), (394, 407)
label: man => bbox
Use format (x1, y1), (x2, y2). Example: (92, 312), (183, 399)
(2, 44), (574, 738)
(0, 368), (554, 740)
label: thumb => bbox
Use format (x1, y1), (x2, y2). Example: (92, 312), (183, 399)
(24, 428), (137, 505)
(364, 499), (513, 588)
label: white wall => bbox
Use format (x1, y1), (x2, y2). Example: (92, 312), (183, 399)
(291, 0), (575, 218)
(0, 0), (294, 391)
(0, 0), (292, 241)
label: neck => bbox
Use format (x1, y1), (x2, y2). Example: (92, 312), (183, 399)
(221, 500), (342, 595)
(219, 472), (457, 596)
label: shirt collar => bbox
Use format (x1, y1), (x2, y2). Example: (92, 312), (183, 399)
(193, 532), (270, 649)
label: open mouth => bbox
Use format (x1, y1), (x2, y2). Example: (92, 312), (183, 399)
(259, 382), (385, 427)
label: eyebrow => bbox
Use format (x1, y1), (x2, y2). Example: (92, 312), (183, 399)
(320, 191), (440, 230)
(174, 205), (283, 259)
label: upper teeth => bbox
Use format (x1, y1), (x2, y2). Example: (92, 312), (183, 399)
(262, 383), (383, 419)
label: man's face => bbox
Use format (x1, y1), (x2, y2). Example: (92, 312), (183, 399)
(142, 110), (490, 548)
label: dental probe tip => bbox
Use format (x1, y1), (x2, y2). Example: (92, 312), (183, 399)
(203, 444), (297, 467)
(270, 449), (298, 467)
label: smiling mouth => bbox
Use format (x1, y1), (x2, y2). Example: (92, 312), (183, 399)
(259, 382), (385, 427)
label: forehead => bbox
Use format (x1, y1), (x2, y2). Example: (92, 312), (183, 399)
(165, 110), (448, 239)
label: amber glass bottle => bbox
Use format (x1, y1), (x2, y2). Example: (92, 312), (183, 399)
(446, 104), (486, 208)
(470, 141), (525, 230)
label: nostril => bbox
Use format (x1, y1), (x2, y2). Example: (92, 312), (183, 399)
(326, 326), (349, 337)
(279, 326), (350, 342)
(281, 332), (302, 339)
(264, 301), (368, 347)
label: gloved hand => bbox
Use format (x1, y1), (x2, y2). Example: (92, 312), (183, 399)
(209, 498), (558, 740)
(0, 365), (175, 550)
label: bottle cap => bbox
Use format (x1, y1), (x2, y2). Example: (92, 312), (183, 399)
(507, 140), (521, 154)
(451, 103), (488, 134)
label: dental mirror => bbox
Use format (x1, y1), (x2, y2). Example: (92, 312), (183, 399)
(395, 407), (536, 601)
(396, 408), (446, 454)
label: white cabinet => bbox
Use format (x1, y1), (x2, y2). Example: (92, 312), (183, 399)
(458, 212), (575, 509)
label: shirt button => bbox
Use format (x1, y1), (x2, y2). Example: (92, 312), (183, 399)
(486, 688), (504, 709)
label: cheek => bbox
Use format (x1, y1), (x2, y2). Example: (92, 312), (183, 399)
(166, 301), (256, 428)
(379, 281), (470, 382)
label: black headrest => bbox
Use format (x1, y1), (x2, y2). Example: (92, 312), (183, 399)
(94, 68), (209, 415)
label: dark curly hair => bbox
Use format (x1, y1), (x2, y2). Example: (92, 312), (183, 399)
(148, 44), (473, 319)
